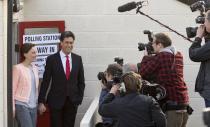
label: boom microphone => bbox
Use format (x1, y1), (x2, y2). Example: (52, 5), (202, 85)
(118, 2), (137, 12)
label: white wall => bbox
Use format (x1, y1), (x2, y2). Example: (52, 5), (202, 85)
(22, 0), (205, 126)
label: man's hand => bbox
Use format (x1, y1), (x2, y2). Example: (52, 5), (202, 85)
(38, 103), (46, 115)
(110, 84), (120, 95)
(196, 25), (205, 39)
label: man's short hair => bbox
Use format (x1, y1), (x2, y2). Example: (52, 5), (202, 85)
(60, 31), (75, 42)
(154, 33), (172, 48)
(106, 63), (122, 76)
(122, 63), (138, 74)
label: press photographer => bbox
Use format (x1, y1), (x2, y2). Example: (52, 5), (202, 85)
(98, 72), (166, 127)
(137, 30), (167, 101)
(97, 63), (123, 127)
(97, 57), (124, 90)
(189, 10), (210, 108)
(139, 32), (191, 127)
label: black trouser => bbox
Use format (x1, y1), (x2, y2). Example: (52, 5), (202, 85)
(49, 97), (78, 127)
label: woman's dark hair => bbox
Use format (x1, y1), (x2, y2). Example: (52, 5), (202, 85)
(21, 43), (35, 59)
(60, 31), (75, 42)
(106, 63), (122, 77)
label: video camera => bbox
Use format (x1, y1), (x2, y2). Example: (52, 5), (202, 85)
(138, 30), (154, 55)
(186, 0), (210, 38)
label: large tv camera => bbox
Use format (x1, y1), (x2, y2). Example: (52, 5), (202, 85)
(186, 1), (210, 38)
(138, 30), (154, 55)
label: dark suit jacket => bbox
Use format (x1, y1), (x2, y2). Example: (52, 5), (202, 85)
(99, 93), (166, 127)
(38, 52), (85, 109)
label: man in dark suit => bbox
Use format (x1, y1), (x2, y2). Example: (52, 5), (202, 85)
(38, 31), (85, 127)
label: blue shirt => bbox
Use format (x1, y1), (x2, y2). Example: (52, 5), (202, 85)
(99, 89), (115, 125)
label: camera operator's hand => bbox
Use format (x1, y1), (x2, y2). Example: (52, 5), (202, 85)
(196, 25), (205, 39)
(110, 84), (121, 95)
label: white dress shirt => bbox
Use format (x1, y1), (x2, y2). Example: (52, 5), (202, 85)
(60, 50), (72, 74)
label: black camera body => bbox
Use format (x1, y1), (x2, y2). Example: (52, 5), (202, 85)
(190, 1), (206, 13)
(186, 26), (210, 40)
(138, 30), (154, 54)
(138, 42), (154, 54)
(114, 57), (124, 66)
(186, 27), (198, 38)
(190, 1), (206, 24)
(113, 73), (123, 84)
(97, 71), (122, 89)
(195, 15), (205, 24)
(100, 71), (122, 90)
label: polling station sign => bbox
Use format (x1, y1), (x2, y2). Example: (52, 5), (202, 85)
(23, 33), (60, 78)
(33, 56), (48, 78)
(35, 45), (57, 55)
(23, 33), (60, 44)
(32, 44), (58, 78)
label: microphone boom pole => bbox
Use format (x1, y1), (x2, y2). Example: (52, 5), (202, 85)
(117, 1), (193, 43)
(136, 8), (194, 43)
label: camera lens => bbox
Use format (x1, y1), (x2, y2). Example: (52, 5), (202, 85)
(186, 27), (198, 38)
(138, 43), (146, 51)
(195, 16), (205, 24)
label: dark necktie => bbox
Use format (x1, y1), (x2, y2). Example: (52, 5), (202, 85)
(66, 55), (70, 80)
